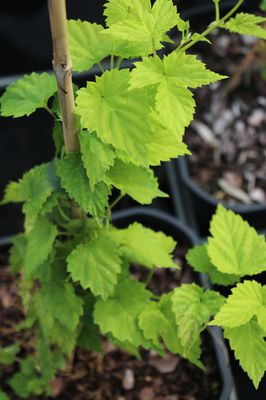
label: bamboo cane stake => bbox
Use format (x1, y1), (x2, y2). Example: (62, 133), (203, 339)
(48, 0), (78, 153)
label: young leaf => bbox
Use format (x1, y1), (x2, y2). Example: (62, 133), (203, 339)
(9, 234), (27, 274)
(130, 53), (226, 90)
(0, 181), (21, 205)
(207, 204), (266, 276)
(34, 281), (83, 337)
(224, 321), (266, 389)
(104, 159), (168, 204)
(223, 13), (266, 40)
(79, 131), (115, 189)
(94, 279), (151, 346)
(76, 69), (152, 166)
(209, 281), (266, 331)
(109, 222), (176, 269)
(104, 0), (178, 55)
(24, 216), (57, 278)
(67, 235), (122, 300)
(0, 344), (20, 365)
(171, 284), (224, 357)
(56, 153), (110, 217)
(20, 162), (58, 227)
(0, 72), (57, 117)
(186, 244), (239, 286)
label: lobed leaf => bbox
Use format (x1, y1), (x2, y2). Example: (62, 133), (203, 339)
(223, 13), (266, 40)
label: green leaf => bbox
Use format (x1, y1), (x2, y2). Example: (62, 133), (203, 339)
(94, 279), (151, 346)
(130, 53), (226, 90)
(67, 235), (121, 300)
(209, 280), (266, 331)
(0, 344), (20, 366)
(68, 20), (109, 72)
(8, 356), (49, 398)
(104, 0), (178, 55)
(156, 83), (195, 136)
(9, 234), (27, 273)
(34, 281), (83, 338)
(24, 216), (57, 278)
(224, 321), (266, 389)
(223, 13), (266, 40)
(76, 69), (152, 166)
(0, 72), (57, 117)
(20, 162), (58, 227)
(36, 334), (65, 382)
(0, 181), (21, 205)
(56, 153), (110, 217)
(0, 391), (9, 400)
(52, 121), (64, 156)
(109, 222), (176, 269)
(186, 244), (239, 286)
(147, 110), (190, 165)
(207, 204), (266, 276)
(104, 159), (167, 204)
(79, 131), (115, 189)
(172, 284), (224, 359)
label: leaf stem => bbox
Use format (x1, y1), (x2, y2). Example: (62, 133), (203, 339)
(116, 57), (123, 69)
(42, 103), (57, 119)
(180, 0), (244, 51)
(213, 0), (220, 22)
(145, 269), (155, 286)
(110, 55), (115, 70)
(57, 203), (71, 222)
(110, 193), (124, 210)
(97, 62), (105, 74)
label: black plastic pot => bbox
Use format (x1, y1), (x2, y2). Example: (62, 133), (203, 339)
(168, 156), (266, 237)
(112, 207), (238, 400)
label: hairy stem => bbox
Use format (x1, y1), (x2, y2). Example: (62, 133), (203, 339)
(48, 0), (78, 153)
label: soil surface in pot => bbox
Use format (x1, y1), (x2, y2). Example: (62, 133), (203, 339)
(0, 243), (222, 400)
(185, 29), (266, 206)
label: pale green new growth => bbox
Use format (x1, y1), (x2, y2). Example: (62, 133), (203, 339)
(109, 222), (177, 269)
(210, 281), (266, 388)
(187, 244), (239, 286)
(67, 236), (121, 299)
(207, 204), (266, 276)
(104, 159), (168, 204)
(0, 73), (57, 117)
(223, 13), (266, 39)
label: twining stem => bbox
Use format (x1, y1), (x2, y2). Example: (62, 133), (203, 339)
(180, 0), (244, 51)
(48, 0), (78, 153)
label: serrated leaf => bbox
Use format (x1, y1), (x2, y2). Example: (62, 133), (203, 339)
(209, 281), (266, 331)
(147, 110), (190, 165)
(104, 0), (178, 55)
(76, 69), (152, 165)
(0, 181), (21, 205)
(224, 321), (266, 389)
(94, 279), (151, 346)
(186, 244), (239, 286)
(20, 162), (58, 227)
(172, 284), (224, 357)
(79, 131), (115, 189)
(0, 72), (57, 117)
(67, 235), (121, 299)
(104, 159), (167, 204)
(52, 121), (64, 156)
(109, 222), (176, 269)
(0, 390), (9, 400)
(130, 53), (226, 90)
(56, 153), (110, 217)
(0, 344), (20, 366)
(223, 13), (266, 40)
(9, 234), (27, 274)
(34, 281), (83, 338)
(156, 83), (195, 136)
(24, 216), (57, 278)
(207, 204), (266, 276)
